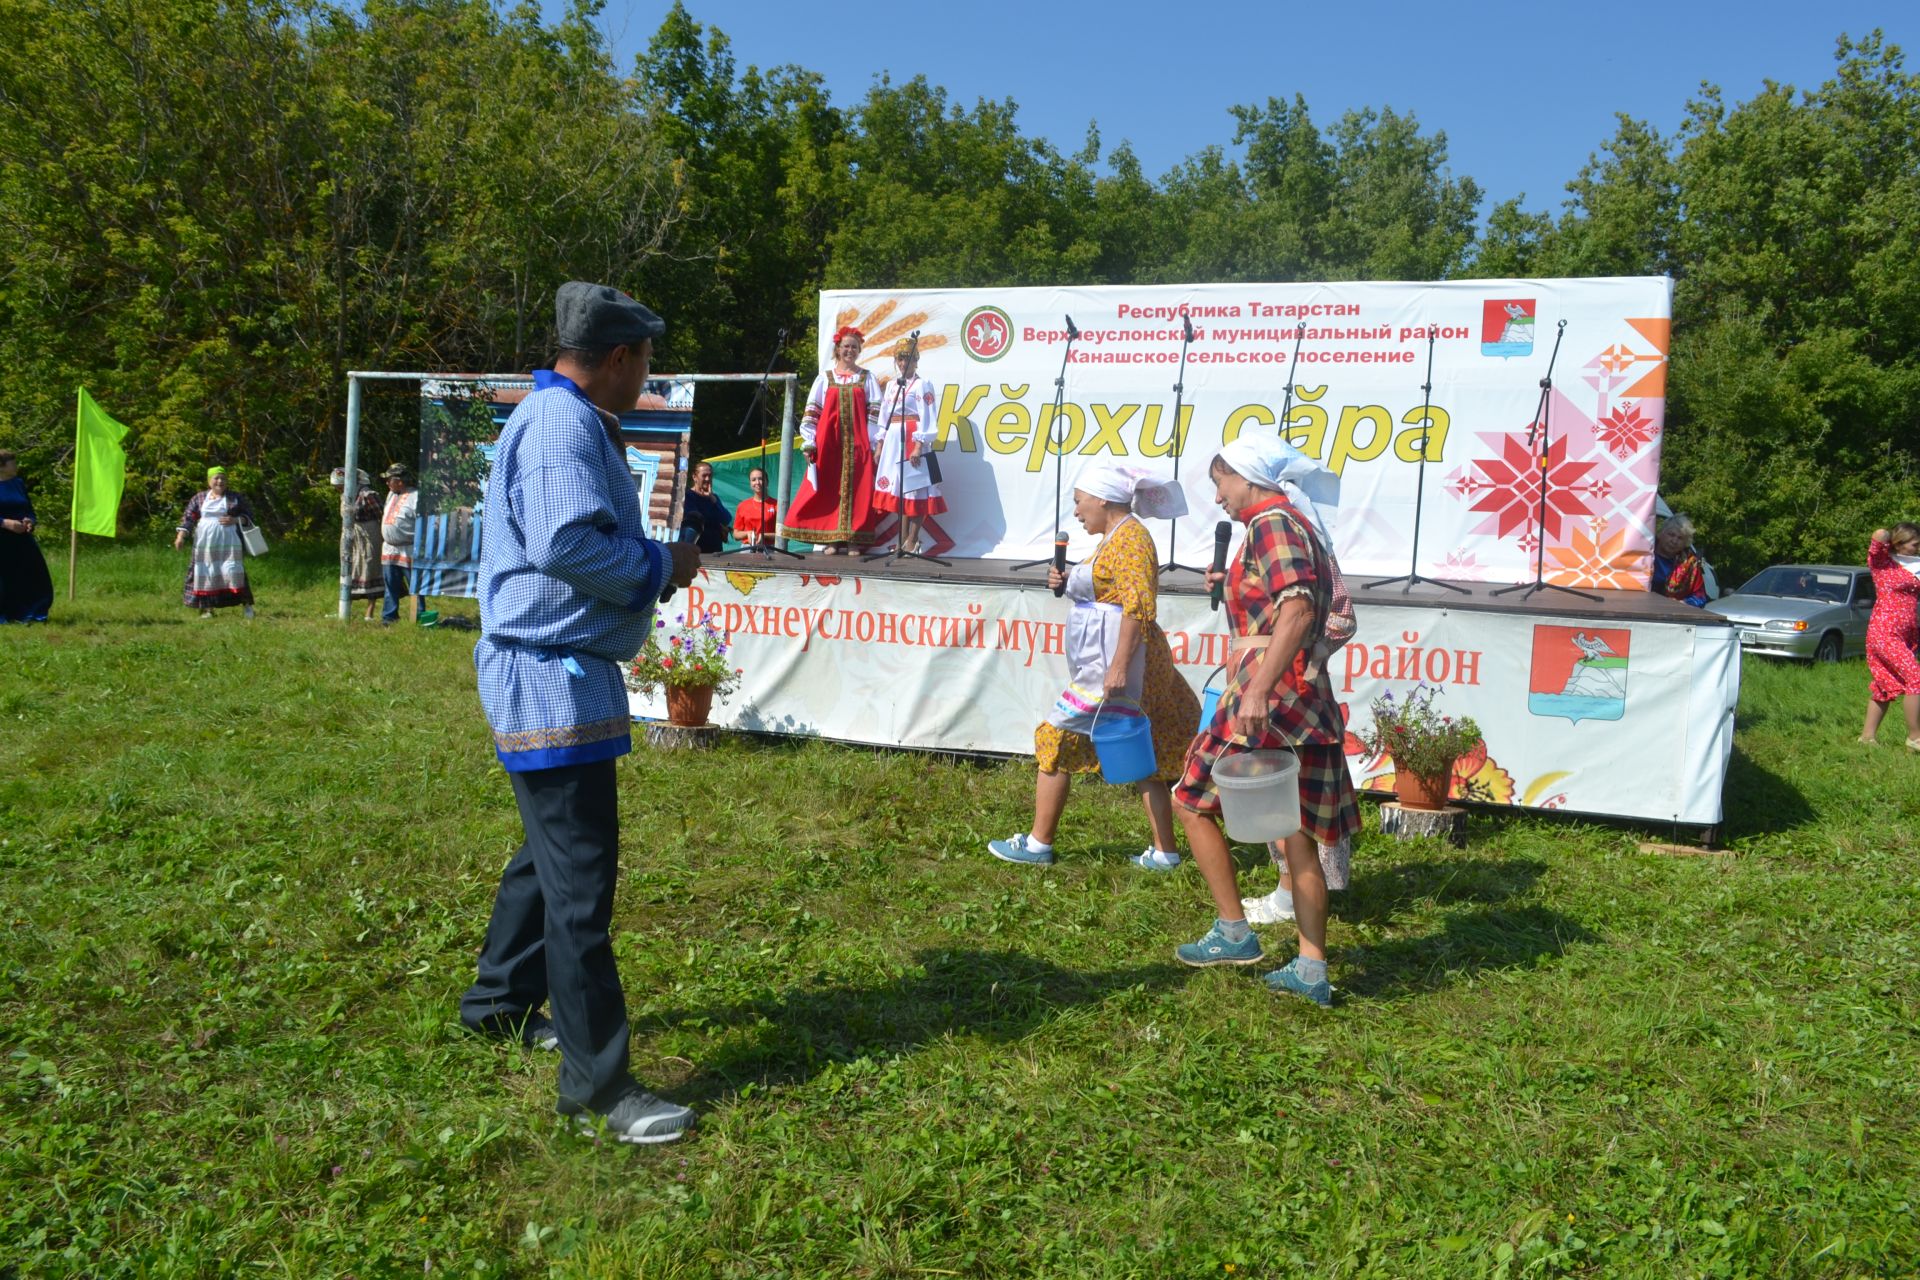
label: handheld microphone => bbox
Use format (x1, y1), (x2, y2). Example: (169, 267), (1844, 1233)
(1209, 520), (1232, 611)
(658, 517), (702, 604)
(1051, 533), (1069, 597)
(1064, 315), (1079, 340)
(1182, 312), (1195, 342)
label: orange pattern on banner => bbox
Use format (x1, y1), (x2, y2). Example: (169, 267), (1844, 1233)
(1546, 519), (1648, 590)
(1623, 317), (1671, 398)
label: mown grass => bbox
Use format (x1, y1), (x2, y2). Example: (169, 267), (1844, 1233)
(2, 544), (1917, 1277)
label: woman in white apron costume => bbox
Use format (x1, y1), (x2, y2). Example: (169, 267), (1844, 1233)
(988, 464), (1201, 869)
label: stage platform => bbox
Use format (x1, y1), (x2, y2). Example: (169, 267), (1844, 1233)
(646, 551), (1740, 836)
(698, 550), (1727, 629)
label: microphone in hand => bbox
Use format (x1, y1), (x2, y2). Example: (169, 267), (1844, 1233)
(1208, 520), (1232, 611)
(658, 519), (702, 604)
(1051, 533), (1069, 597)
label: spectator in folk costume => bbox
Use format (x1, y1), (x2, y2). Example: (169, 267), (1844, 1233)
(779, 325), (882, 554)
(989, 463), (1200, 871)
(332, 467), (383, 620)
(0, 449), (54, 623)
(872, 339), (946, 554)
(173, 466), (256, 619)
(1171, 436), (1361, 1008)
(1859, 522), (1920, 751)
(1650, 514), (1708, 607)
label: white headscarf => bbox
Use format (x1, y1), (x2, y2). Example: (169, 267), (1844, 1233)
(1217, 434), (1339, 549)
(1074, 462), (1189, 521)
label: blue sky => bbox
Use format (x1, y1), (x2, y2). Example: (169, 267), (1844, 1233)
(562, 1), (1913, 216)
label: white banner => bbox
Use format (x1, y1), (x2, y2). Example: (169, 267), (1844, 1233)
(639, 569), (1738, 827)
(821, 278), (1673, 587)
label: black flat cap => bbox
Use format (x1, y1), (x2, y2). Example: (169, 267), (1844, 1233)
(555, 281), (665, 349)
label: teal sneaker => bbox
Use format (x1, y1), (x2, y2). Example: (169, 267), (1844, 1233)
(988, 833), (1055, 866)
(1131, 848), (1182, 871)
(1264, 958), (1334, 1007)
(1175, 921), (1264, 968)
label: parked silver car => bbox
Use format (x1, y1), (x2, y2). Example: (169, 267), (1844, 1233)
(1705, 564), (1874, 662)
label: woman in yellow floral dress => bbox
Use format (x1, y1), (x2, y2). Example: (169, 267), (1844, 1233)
(989, 464), (1201, 870)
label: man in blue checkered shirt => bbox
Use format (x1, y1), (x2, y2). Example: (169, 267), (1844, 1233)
(459, 281), (701, 1145)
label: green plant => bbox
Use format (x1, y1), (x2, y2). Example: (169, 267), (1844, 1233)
(626, 608), (742, 696)
(1358, 683), (1484, 778)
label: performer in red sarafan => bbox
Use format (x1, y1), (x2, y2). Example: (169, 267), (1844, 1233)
(779, 325), (882, 554)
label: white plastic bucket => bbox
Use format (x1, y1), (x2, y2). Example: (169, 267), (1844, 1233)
(1213, 749), (1301, 842)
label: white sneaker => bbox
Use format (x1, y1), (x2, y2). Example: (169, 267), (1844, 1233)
(1242, 885), (1295, 924)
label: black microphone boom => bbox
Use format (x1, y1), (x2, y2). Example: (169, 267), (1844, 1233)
(1064, 315), (1079, 340)
(1208, 520), (1232, 611)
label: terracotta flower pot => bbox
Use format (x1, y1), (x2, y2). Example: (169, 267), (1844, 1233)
(664, 683), (715, 727)
(1392, 765), (1453, 811)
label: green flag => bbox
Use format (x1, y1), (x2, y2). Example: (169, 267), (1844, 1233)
(72, 387), (129, 537)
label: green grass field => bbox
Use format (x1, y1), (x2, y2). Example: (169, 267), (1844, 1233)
(3, 545), (1917, 1277)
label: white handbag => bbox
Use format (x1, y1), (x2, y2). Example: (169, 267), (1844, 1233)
(240, 522), (268, 557)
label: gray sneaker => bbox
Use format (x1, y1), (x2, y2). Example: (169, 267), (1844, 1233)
(576, 1088), (696, 1145)
(988, 833), (1055, 866)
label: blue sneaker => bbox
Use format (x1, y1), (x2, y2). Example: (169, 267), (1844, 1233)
(988, 833), (1055, 866)
(1131, 848), (1182, 871)
(1174, 921), (1264, 968)
(1264, 959), (1334, 1007)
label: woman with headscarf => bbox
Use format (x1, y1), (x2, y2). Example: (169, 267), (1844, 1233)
(1170, 435), (1360, 1007)
(989, 463), (1201, 870)
(779, 325), (882, 554)
(0, 449), (54, 623)
(873, 338), (945, 553)
(173, 466), (257, 618)
(332, 467), (383, 620)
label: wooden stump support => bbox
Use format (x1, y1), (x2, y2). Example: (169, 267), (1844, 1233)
(1378, 802), (1467, 848)
(643, 722), (721, 751)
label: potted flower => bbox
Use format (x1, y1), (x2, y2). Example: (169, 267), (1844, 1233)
(625, 610), (744, 727)
(1357, 684), (1484, 810)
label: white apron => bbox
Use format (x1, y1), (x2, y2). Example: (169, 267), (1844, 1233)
(1043, 527), (1147, 734)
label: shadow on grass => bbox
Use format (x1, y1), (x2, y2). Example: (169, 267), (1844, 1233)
(1718, 743), (1816, 839)
(1337, 903), (1600, 1001)
(1336, 856), (1547, 927)
(646, 947), (1181, 1104)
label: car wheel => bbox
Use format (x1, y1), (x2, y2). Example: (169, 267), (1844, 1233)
(1814, 632), (1843, 663)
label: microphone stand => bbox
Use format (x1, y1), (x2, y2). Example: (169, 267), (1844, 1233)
(1276, 322), (1305, 434)
(1012, 316), (1081, 576)
(863, 331), (949, 567)
(1493, 319), (1598, 602)
(1160, 312), (1205, 575)
(734, 326), (803, 561)
(1364, 326), (1466, 595)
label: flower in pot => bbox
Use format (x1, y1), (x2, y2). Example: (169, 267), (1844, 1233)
(1357, 684), (1484, 810)
(625, 611), (744, 726)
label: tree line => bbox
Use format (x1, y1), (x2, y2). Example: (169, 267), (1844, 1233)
(1, 0), (1913, 578)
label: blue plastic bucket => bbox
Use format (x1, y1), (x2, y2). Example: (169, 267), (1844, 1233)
(1090, 714), (1156, 785)
(1198, 665), (1226, 730)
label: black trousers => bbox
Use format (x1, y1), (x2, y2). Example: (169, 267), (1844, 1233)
(461, 757), (634, 1112)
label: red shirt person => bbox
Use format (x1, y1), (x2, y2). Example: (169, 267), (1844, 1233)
(732, 466), (779, 546)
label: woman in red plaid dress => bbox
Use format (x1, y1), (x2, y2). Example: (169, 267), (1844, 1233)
(1172, 436), (1359, 1006)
